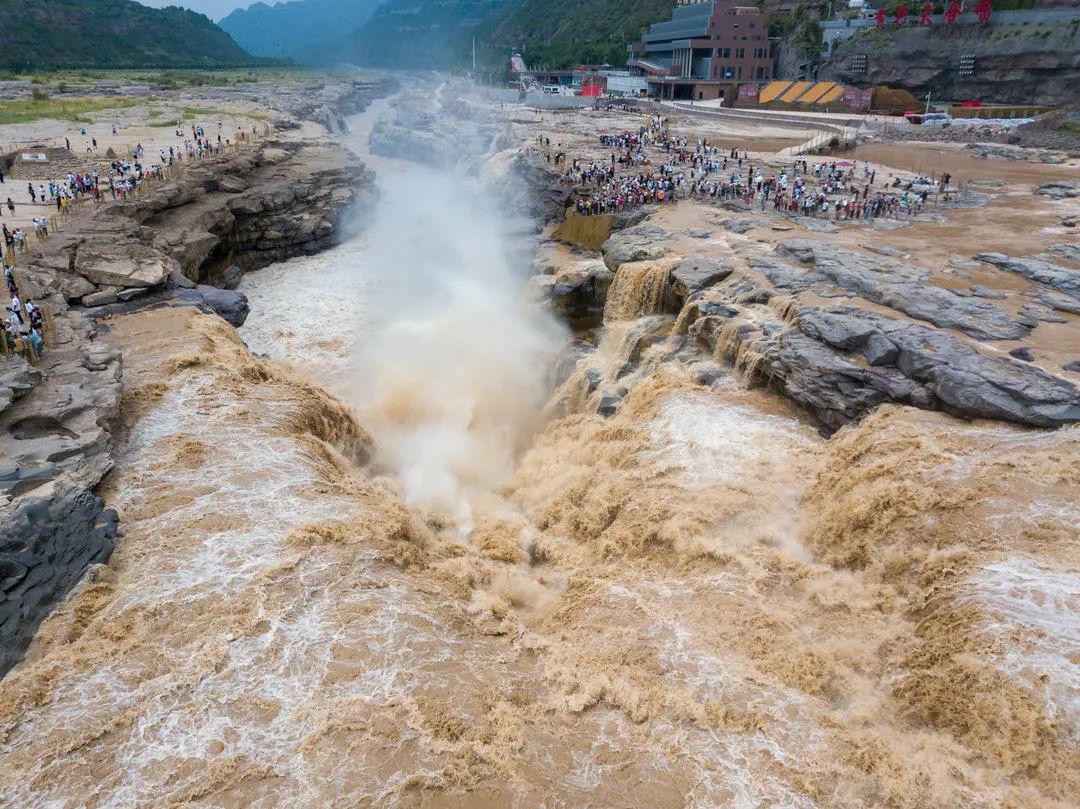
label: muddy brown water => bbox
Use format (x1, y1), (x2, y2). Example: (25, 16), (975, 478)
(841, 142), (1080, 186)
(0, 103), (1077, 808)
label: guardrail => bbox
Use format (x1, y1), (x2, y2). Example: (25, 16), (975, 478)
(657, 100), (862, 133)
(778, 126), (859, 156)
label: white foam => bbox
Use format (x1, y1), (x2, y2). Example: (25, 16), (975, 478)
(644, 391), (816, 487)
(965, 558), (1080, 740)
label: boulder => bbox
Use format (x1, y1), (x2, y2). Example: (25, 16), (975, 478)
(1038, 292), (1080, 315)
(864, 333), (899, 366)
(216, 175), (249, 193)
(0, 485), (117, 675)
(975, 253), (1080, 299)
(775, 330), (930, 431)
(172, 286), (250, 327)
(1047, 243), (1080, 264)
(74, 245), (175, 289)
(667, 256), (733, 306)
(1019, 302), (1067, 325)
(220, 264), (244, 291)
(0, 358), (41, 412)
(756, 242), (1027, 341)
(969, 285), (1007, 299)
(530, 262), (612, 322)
(1034, 181), (1079, 200)
(552, 341), (595, 387)
(796, 307), (879, 351)
(601, 225), (672, 270)
(81, 288), (119, 307)
(794, 307), (1080, 428)
(116, 287), (150, 303)
(597, 391), (622, 418)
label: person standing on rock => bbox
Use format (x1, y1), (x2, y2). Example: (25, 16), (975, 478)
(6, 307), (21, 337)
(27, 183), (35, 204)
(28, 323), (43, 355)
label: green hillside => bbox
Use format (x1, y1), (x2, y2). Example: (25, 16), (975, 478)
(493, 0), (675, 68)
(0, 0), (259, 71)
(345, 0), (674, 71)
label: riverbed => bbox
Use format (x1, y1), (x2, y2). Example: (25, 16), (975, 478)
(0, 91), (1077, 808)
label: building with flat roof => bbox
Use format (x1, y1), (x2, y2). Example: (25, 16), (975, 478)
(628, 0), (773, 103)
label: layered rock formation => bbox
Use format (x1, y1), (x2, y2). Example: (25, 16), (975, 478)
(0, 82), (388, 676)
(546, 204), (1080, 433)
(821, 21), (1080, 106)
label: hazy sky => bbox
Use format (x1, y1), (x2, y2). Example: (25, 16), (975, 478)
(137, 1), (255, 22)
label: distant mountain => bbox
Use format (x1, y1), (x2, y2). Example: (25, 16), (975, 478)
(0, 0), (258, 71)
(219, 0), (383, 64)
(343, 0), (673, 71)
(491, 0), (674, 68)
(343, 0), (516, 71)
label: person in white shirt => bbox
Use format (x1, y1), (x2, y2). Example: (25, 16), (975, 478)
(8, 305), (23, 334)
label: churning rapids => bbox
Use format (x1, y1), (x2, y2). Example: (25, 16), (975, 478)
(1, 98), (1078, 809)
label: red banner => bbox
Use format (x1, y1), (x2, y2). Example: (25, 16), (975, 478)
(738, 85), (758, 100)
(843, 88), (873, 111)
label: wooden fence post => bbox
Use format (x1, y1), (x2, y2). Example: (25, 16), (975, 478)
(42, 304), (57, 348)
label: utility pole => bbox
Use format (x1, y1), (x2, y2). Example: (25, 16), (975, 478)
(925, 91), (931, 115)
(472, 37), (476, 76)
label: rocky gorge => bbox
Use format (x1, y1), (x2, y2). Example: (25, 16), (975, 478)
(0, 80), (1078, 807)
(0, 75), (394, 674)
(530, 175), (1080, 436)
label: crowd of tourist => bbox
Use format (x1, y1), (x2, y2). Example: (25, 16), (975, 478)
(1, 119), (265, 364)
(3, 264), (45, 357)
(544, 112), (954, 226)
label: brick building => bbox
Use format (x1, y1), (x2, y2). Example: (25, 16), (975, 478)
(628, 0), (774, 102)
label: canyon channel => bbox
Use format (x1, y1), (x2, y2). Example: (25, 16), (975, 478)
(0, 80), (1078, 809)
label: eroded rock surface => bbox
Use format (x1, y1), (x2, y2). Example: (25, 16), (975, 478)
(0, 77), (389, 676)
(756, 241), (1029, 341)
(601, 224), (673, 270)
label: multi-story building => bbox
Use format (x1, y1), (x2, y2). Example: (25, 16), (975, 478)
(628, 0), (774, 103)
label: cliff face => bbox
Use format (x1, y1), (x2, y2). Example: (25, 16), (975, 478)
(0, 79), (390, 677)
(821, 21), (1080, 105)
